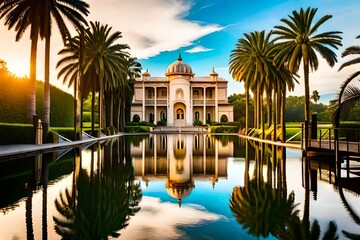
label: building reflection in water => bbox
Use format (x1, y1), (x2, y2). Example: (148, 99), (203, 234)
(131, 134), (232, 206)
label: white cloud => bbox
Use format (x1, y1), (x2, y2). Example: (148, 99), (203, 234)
(185, 45), (214, 53)
(87, 0), (223, 59)
(120, 196), (226, 239)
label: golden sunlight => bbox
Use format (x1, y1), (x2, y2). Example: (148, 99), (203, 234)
(7, 61), (28, 77)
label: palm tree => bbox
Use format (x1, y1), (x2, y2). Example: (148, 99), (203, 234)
(40, 0), (89, 140)
(335, 35), (360, 127)
(311, 90), (320, 103)
(82, 21), (129, 136)
(57, 23), (129, 136)
(273, 7), (342, 150)
(229, 30), (295, 139)
(0, 0), (43, 123)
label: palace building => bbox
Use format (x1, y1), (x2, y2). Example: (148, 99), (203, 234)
(131, 55), (233, 126)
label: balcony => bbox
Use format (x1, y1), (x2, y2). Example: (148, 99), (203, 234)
(192, 99), (215, 106)
(144, 99), (168, 106)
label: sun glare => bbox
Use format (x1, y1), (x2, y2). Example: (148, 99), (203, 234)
(7, 62), (28, 77)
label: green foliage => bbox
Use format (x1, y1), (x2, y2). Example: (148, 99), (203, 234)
(193, 119), (203, 126)
(228, 93), (254, 122)
(0, 123), (34, 144)
(138, 121), (156, 127)
(339, 121), (360, 141)
(285, 96), (328, 122)
(209, 126), (238, 133)
(82, 111), (98, 123)
(124, 126), (150, 133)
(157, 118), (167, 126)
(0, 71), (73, 126)
(50, 127), (76, 141)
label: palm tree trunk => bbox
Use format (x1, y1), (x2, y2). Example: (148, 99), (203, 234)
(245, 83), (249, 133)
(273, 89), (277, 141)
(91, 89), (95, 136)
(109, 92), (114, 127)
(43, 10), (51, 142)
(27, 29), (39, 124)
(281, 85), (286, 143)
(304, 62), (310, 151)
(98, 82), (103, 137)
(260, 91), (265, 139)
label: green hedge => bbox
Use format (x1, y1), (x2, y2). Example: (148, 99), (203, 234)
(124, 126), (150, 133)
(0, 123), (35, 145)
(0, 77), (73, 126)
(209, 126), (238, 133)
(82, 111), (99, 123)
(338, 121), (360, 141)
(50, 127), (76, 142)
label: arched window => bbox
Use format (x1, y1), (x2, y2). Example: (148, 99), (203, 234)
(176, 89), (184, 100)
(194, 134), (199, 149)
(149, 136), (153, 149)
(132, 114), (140, 122)
(160, 135), (167, 150)
(176, 109), (184, 119)
(195, 111), (200, 120)
(220, 114), (228, 122)
(207, 113), (211, 123)
(161, 111), (166, 120)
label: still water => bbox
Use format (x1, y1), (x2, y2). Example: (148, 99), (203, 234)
(0, 134), (359, 239)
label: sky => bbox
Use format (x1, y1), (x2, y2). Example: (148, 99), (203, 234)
(1, 0), (360, 104)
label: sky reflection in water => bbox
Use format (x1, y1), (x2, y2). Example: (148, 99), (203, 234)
(0, 134), (359, 239)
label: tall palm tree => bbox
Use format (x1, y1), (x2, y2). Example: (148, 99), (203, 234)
(273, 7), (342, 150)
(0, 0), (43, 123)
(82, 21), (129, 137)
(40, 0), (89, 140)
(123, 57), (142, 130)
(229, 30), (295, 139)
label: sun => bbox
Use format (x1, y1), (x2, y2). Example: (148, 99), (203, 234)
(7, 61), (29, 77)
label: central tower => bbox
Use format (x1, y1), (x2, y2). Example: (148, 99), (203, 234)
(166, 54), (194, 126)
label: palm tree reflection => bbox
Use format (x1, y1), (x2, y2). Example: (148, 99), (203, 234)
(53, 139), (142, 239)
(230, 142), (340, 239)
(230, 142), (297, 238)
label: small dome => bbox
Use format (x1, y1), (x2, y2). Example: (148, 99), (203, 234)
(165, 54), (194, 77)
(210, 67), (218, 76)
(166, 180), (195, 207)
(142, 69), (150, 77)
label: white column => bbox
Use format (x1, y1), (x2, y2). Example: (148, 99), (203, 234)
(154, 87), (157, 123)
(154, 134), (157, 175)
(203, 87), (206, 124)
(142, 82), (145, 121)
(215, 84), (218, 122)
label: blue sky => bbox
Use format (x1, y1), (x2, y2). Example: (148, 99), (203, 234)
(1, 0), (360, 102)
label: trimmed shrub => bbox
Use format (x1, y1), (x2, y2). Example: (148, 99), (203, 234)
(124, 126), (150, 133)
(193, 119), (203, 126)
(0, 77), (73, 126)
(157, 119), (167, 126)
(138, 121), (156, 127)
(339, 121), (360, 141)
(209, 126), (238, 133)
(0, 123), (35, 145)
(50, 127), (76, 142)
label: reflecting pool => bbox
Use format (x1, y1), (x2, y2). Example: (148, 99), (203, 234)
(0, 134), (359, 239)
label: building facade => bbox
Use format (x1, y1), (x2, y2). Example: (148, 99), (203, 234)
(131, 55), (233, 126)
(131, 134), (231, 205)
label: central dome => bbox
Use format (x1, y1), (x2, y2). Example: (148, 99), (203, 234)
(166, 54), (194, 77)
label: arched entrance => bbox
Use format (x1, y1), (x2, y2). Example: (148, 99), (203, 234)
(174, 102), (186, 126)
